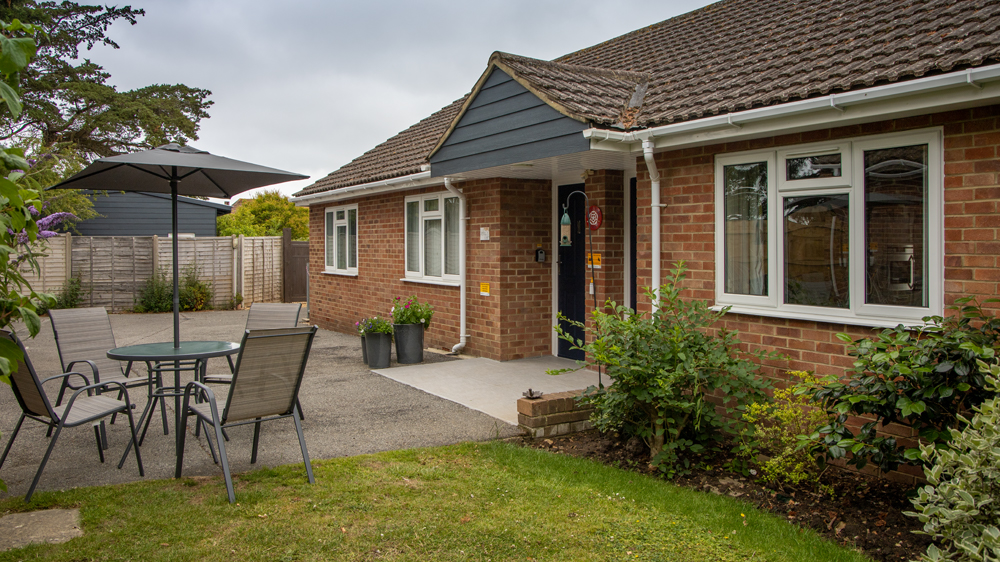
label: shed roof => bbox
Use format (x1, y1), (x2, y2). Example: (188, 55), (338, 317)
(297, 0), (1000, 197)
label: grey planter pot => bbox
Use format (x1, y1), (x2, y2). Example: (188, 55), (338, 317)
(365, 332), (392, 369)
(393, 323), (424, 364)
(360, 335), (368, 365)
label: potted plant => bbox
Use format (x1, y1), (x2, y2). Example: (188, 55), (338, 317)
(356, 317), (373, 364)
(391, 295), (434, 364)
(364, 316), (394, 369)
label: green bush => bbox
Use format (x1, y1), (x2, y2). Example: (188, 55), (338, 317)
(132, 271), (173, 313)
(550, 262), (778, 478)
(37, 275), (84, 314)
(800, 297), (1000, 473)
(904, 360), (1000, 562)
(363, 316), (393, 335)
(738, 370), (832, 491)
(178, 266), (213, 312)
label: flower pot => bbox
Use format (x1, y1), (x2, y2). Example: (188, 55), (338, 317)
(393, 323), (424, 364)
(360, 335), (368, 365)
(365, 332), (392, 369)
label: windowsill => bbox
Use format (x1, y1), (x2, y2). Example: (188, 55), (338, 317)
(400, 277), (460, 288)
(323, 271), (358, 277)
(710, 304), (934, 329)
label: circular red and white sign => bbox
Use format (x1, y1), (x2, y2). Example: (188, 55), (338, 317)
(587, 205), (603, 230)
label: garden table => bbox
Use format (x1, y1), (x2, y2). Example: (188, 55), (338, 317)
(109, 341), (241, 467)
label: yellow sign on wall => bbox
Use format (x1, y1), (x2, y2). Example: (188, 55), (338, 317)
(480, 282), (490, 296)
(587, 253), (602, 268)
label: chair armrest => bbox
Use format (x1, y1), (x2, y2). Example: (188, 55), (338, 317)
(66, 359), (99, 379)
(40, 371), (91, 388)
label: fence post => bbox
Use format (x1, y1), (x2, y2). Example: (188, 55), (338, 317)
(64, 233), (72, 281)
(152, 235), (159, 276)
(237, 234), (245, 302)
(282, 228), (291, 303)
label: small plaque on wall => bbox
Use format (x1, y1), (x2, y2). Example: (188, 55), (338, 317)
(480, 227), (490, 241)
(480, 282), (490, 296)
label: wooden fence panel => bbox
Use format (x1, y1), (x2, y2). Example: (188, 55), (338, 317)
(19, 233), (72, 295)
(73, 236), (156, 311)
(239, 236), (282, 304)
(157, 236), (234, 309)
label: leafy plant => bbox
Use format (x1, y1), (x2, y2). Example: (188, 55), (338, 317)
(36, 275), (83, 314)
(216, 190), (307, 239)
(550, 262), (778, 478)
(799, 297), (1000, 473)
(219, 292), (242, 311)
(904, 359), (1000, 562)
(179, 265), (213, 312)
(356, 317), (374, 336)
(132, 271), (172, 313)
(737, 370), (832, 490)
(363, 316), (393, 335)
(391, 295), (433, 328)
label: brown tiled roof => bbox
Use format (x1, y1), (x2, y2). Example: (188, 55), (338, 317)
(298, 0), (1000, 196)
(556, 0), (1000, 127)
(492, 52), (649, 127)
(296, 97), (466, 196)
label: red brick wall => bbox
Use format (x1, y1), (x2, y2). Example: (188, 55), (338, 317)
(637, 105), (1000, 482)
(308, 177), (552, 361)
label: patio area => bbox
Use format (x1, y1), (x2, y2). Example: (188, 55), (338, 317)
(0, 309), (537, 500)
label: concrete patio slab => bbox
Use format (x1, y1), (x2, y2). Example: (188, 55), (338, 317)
(373, 355), (600, 424)
(0, 508), (82, 551)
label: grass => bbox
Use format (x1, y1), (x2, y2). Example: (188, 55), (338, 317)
(0, 441), (872, 561)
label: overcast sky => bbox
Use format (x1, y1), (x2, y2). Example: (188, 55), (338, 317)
(91, 0), (715, 201)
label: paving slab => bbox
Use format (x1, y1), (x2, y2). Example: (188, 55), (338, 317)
(0, 310), (520, 501)
(374, 355), (599, 424)
(0, 509), (81, 550)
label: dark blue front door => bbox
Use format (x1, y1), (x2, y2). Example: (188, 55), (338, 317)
(557, 183), (586, 360)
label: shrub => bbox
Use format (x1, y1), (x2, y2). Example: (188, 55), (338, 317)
(550, 262), (778, 478)
(800, 297), (1000, 473)
(904, 360), (1000, 562)
(133, 271), (173, 313)
(391, 296), (433, 328)
(178, 266), (213, 312)
(37, 275), (84, 314)
(219, 292), (243, 311)
(737, 370), (832, 490)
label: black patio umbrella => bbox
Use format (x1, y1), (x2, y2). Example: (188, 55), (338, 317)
(49, 143), (308, 347)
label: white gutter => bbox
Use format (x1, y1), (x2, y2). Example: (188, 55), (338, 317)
(443, 178), (468, 354)
(583, 64), (1000, 149)
(642, 140), (661, 310)
(291, 170), (438, 206)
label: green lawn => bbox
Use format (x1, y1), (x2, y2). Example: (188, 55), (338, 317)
(0, 441), (872, 561)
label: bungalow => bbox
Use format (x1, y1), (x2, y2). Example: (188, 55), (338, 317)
(294, 0), (1000, 375)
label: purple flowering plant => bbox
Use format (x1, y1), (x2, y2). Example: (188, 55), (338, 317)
(390, 295), (434, 328)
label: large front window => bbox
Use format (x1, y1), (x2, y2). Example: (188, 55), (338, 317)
(714, 130), (942, 325)
(405, 193), (460, 282)
(325, 205), (357, 274)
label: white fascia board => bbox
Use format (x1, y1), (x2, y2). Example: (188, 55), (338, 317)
(291, 171), (438, 206)
(583, 64), (1000, 152)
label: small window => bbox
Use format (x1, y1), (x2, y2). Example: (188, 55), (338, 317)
(325, 204), (358, 274)
(405, 193), (461, 282)
(777, 144), (851, 191)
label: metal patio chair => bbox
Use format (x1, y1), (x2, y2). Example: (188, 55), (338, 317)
(175, 326), (317, 504)
(203, 302), (305, 419)
(0, 331), (144, 502)
(48, 306), (164, 409)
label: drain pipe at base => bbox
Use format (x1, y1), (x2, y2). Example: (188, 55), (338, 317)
(642, 139), (662, 310)
(444, 178), (469, 353)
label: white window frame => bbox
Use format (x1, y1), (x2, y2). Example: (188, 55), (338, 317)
(714, 129), (943, 327)
(324, 204), (358, 275)
(403, 192), (461, 284)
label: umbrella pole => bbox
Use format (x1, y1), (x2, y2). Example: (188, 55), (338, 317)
(171, 169), (180, 348)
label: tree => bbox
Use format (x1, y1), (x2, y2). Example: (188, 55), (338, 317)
(0, 1), (213, 158)
(217, 190), (308, 240)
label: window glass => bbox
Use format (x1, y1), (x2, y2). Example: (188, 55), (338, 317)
(424, 218), (442, 277)
(325, 212), (334, 267)
(335, 210), (345, 221)
(406, 201), (420, 272)
(424, 198), (439, 212)
(724, 162), (768, 296)
(784, 194), (850, 308)
(786, 154), (842, 180)
(864, 145), (928, 307)
(347, 209), (357, 269)
(336, 225), (347, 270)
(444, 197), (460, 275)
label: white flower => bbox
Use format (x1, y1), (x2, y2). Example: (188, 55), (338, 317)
(420, 318), (425, 323)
